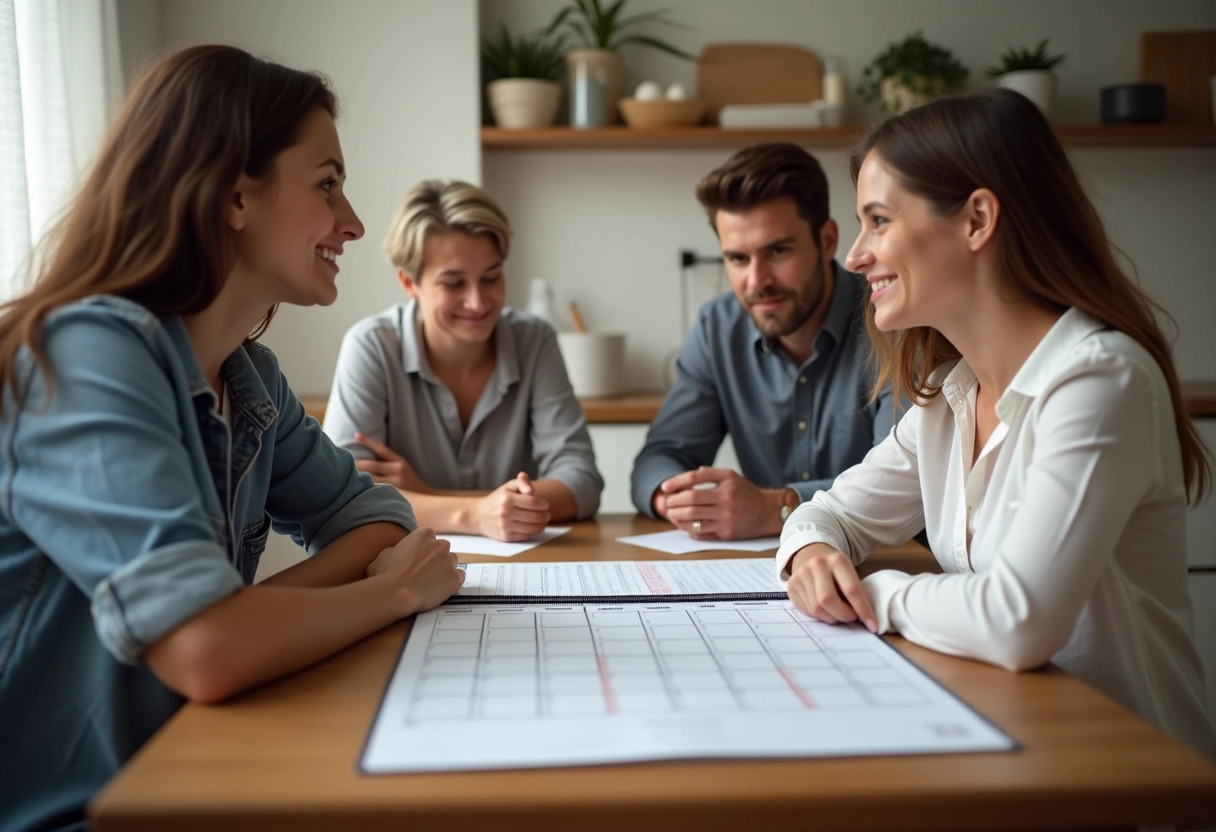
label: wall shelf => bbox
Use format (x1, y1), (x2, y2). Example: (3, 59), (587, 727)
(482, 124), (1216, 150)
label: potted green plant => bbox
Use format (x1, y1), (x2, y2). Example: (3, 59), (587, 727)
(986, 39), (1065, 118)
(858, 31), (969, 114)
(482, 23), (567, 129)
(545, 0), (695, 124)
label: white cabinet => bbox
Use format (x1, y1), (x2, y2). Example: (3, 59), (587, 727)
(1189, 573), (1216, 731)
(1188, 418), (1216, 731)
(587, 423), (739, 514)
(1188, 418), (1216, 569)
(587, 424), (651, 514)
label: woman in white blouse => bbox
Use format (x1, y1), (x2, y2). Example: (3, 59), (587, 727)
(324, 181), (602, 541)
(777, 90), (1214, 756)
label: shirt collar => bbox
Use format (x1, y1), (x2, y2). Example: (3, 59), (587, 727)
(163, 315), (278, 430)
(755, 260), (854, 356)
(399, 299), (520, 391)
(489, 310), (521, 391)
(1005, 306), (1105, 400)
(937, 306), (1104, 421)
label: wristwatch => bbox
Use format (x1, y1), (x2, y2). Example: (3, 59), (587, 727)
(778, 488), (800, 523)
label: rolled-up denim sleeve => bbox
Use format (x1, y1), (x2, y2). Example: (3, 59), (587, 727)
(527, 326), (602, 518)
(4, 315), (243, 664)
(263, 357), (416, 553)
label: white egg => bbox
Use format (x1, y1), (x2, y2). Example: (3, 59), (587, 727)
(665, 82), (689, 101)
(634, 80), (664, 101)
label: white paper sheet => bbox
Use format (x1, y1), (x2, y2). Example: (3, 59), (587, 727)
(617, 529), (781, 554)
(361, 599), (1016, 773)
(454, 558), (783, 599)
(439, 526), (570, 557)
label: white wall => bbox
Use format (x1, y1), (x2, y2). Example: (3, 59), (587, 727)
(118, 0), (483, 396)
(481, 0), (1216, 388)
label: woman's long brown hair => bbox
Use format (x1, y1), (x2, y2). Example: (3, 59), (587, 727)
(850, 89), (1210, 504)
(0, 44), (335, 411)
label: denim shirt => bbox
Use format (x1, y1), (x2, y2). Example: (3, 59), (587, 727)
(0, 296), (416, 832)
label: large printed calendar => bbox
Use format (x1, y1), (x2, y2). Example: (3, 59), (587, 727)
(361, 596), (1015, 773)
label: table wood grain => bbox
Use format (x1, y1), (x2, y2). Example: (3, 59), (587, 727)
(90, 515), (1216, 832)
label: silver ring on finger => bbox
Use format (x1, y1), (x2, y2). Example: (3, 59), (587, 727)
(693, 520), (702, 534)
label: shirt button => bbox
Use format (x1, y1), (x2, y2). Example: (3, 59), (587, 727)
(798, 376), (807, 384)
(797, 421), (807, 431)
(801, 471), (810, 480)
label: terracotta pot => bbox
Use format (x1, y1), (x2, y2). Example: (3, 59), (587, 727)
(487, 78), (561, 129)
(995, 70), (1057, 118)
(565, 49), (622, 125)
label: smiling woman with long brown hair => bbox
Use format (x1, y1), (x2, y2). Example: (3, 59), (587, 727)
(776, 89), (1213, 758)
(0, 46), (463, 830)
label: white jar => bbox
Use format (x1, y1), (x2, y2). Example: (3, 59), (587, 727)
(823, 56), (846, 106)
(526, 278), (555, 325)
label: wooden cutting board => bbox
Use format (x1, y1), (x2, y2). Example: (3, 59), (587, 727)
(1139, 31), (1216, 124)
(698, 44), (822, 125)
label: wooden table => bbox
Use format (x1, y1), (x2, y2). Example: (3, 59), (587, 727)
(91, 515), (1216, 832)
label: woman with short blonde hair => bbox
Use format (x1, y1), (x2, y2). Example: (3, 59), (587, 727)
(382, 180), (512, 278)
(325, 180), (602, 541)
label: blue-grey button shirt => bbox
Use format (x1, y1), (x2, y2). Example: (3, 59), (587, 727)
(0, 296), (415, 832)
(631, 264), (893, 515)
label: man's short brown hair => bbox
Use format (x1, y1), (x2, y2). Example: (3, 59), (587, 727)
(696, 143), (830, 243)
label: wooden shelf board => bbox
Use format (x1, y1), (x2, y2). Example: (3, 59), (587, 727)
(482, 124), (1216, 150)
(301, 385), (1216, 425)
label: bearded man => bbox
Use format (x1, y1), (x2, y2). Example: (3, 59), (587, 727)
(631, 143), (894, 540)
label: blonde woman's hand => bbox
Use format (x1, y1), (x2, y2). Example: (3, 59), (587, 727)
(366, 527), (464, 616)
(474, 473), (550, 542)
(786, 543), (878, 633)
(354, 433), (429, 492)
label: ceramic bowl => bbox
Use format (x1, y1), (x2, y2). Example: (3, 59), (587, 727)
(618, 98), (705, 129)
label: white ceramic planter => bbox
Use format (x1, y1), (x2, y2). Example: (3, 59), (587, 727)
(996, 70), (1057, 118)
(557, 332), (625, 398)
(487, 78), (561, 129)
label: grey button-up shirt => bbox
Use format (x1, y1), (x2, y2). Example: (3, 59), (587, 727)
(631, 264), (893, 516)
(324, 302), (603, 518)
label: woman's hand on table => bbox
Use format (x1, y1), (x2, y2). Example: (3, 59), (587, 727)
(786, 543), (878, 633)
(366, 526), (464, 616)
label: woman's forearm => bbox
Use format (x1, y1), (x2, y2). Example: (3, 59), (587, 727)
(262, 522), (409, 588)
(145, 574), (414, 703)
(399, 490), (480, 534)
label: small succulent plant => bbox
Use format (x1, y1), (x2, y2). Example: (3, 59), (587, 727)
(986, 39), (1066, 78)
(482, 23), (567, 81)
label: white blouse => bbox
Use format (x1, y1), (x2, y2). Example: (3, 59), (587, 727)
(776, 308), (1214, 757)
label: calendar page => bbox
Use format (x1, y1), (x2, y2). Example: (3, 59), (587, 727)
(361, 599), (1014, 773)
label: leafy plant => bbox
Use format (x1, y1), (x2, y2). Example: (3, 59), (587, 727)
(544, 0), (694, 61)
(858, 31), (969, 111)
(986, 39), (1066, 77)
(481, 23), (567, 81)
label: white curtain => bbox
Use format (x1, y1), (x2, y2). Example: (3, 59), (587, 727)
(0, 0), (121, 300)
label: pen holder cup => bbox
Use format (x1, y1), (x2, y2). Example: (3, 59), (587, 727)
(557, 332), (625, 398)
